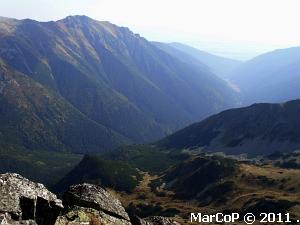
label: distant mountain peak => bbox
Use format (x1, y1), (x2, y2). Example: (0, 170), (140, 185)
(229, 45), (300, 104)
(0, 15), (238, 152)
(158, 42), (242, 79)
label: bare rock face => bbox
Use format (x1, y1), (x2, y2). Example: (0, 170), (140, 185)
(0, 173), (63, 225)
(55, 183), (131, 225)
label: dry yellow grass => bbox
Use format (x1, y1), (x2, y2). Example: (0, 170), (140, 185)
(109, 163), (300, 225)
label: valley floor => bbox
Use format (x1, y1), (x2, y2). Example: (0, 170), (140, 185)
(112, 163), (300, 225)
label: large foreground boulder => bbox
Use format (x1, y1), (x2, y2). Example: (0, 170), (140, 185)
(55, 183), (131, 225)
(0, 173), (63, 225)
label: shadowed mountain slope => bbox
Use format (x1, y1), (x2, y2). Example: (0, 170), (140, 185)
(0, 60), (128, 153)
(158, 99), (300, 156)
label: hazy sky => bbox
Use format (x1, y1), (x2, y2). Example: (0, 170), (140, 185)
(1, 0), (300, 60)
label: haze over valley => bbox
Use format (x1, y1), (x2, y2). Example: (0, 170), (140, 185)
(0, 1), (300, 224)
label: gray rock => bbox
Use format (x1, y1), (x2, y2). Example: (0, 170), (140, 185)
(0, 173), (63, 225)
(58, 183), (131, 225)
(0, 212), (37, 225)
(55, 206), (131, 225)
(130, 216), (181, 225)
(139, 216), (181, 225)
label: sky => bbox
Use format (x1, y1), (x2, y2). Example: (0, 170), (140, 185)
(1, 0), (300, 60)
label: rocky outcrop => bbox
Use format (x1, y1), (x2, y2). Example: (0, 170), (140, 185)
(0, 173), (63, 225)
(0, 212), (37, 225)
(0, 174), (180, 225)
(55, 183), (131, 225)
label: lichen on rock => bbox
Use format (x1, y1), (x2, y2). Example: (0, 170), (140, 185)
(56, 183), (131, 225)
(0, 173), (63, 225)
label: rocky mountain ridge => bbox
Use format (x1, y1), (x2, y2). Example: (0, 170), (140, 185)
(0, 15), (238, 153)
